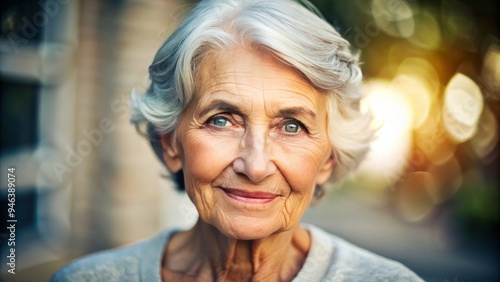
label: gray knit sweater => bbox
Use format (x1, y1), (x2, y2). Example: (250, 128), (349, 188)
(51, 225), (423, 281)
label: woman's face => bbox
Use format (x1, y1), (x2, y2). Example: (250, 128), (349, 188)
(163, 47), (334, 240)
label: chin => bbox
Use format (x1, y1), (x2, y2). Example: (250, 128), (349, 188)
(211, 215), (287, 240)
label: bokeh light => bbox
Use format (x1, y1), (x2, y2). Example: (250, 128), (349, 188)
(371, 0), (415, 38)
(443, 73), (484, 143)
(470, 105), (499, 161)
(408, 10), (442, 50)
(480, 44), (500, 98)
(358, 80), (413, 187)
(392, 74), (432, 128)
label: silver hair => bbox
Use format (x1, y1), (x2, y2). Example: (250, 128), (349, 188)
(130, 0), (374, 188)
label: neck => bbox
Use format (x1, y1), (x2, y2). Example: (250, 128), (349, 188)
(163, 219), (311, 281)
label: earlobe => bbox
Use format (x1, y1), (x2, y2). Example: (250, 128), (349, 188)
(160, 133), (182, 173)
(316, 152), (335, 185)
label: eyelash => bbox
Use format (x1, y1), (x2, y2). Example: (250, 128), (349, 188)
(281, 119), (308, 134)
(205, 114), (308, 134)
(206, 114), (235, 128)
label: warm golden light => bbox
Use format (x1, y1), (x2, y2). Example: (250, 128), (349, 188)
(392, 74), (432, 129)
(358, 80), (413, 186)
(396, 57), (440, 98)
(426, 138), (456, 166)
(442, 73), (484, 143)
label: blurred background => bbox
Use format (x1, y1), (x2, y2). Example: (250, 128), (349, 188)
(0, 0), (498, 281)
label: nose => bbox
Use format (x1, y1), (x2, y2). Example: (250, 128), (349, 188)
(232, 129), (277, 183)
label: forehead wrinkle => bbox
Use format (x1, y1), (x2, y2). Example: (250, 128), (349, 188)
(211, 70), (267, 78)
(207, 81), (264, 92)
(267, 90), (320, 112)
(212, 72), (315, 94)
(207, 68), (317, 97)
(261, 76), (317, 91)
(207, 73), (264, 93)
(263, 89), (320, 103)
(262, 84), (319, 97)
(211, 71), (264, 86)
(210, 70), (316, 94)
(261, 78), (321, 109)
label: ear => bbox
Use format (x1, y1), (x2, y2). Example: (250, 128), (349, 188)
(316, 152), (335, 185)
(160, 133), (182, 173)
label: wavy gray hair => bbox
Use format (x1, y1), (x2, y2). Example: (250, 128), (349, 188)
(130, 0), (374, 193)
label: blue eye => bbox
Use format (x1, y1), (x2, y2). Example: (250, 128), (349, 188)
(210, 116), (232, 127)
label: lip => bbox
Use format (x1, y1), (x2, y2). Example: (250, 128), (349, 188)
(221, 188), (279, 204)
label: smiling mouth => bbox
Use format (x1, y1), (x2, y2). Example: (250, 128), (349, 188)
(221, 188), (279, 204)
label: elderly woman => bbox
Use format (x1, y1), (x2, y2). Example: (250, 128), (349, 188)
(53, 0), (422, 281)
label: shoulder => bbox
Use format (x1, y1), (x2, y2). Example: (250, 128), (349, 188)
(50, 247), (140, 282)
(302, 225), (423, 282)
(51, 229), (175, 282)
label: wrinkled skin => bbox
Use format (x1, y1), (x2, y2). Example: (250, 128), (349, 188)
(161, 47), (334, 281)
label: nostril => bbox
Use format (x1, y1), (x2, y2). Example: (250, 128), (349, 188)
(232, 158), (245, 174)
(233, 132), (277, 182)
(232, 156), (276, 183)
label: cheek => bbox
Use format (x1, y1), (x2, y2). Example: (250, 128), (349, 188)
(182, 132), (238, 185)
(275, 141), (329, 229)
(276, 139), (330, 194)
(181, 132), (241, 219)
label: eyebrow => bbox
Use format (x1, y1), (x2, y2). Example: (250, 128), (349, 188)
(198, 100), (244, 117)
(198, 99), (318, 121)
(277, 107), (318, 121)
